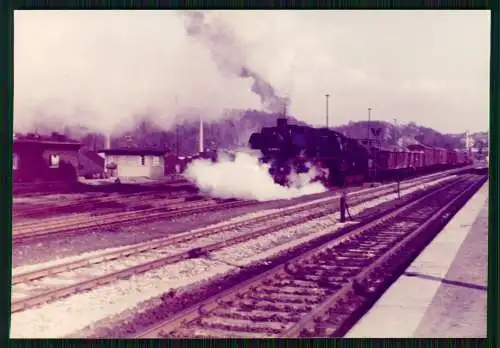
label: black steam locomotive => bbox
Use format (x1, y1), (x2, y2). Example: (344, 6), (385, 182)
(248, 118), (369, 187)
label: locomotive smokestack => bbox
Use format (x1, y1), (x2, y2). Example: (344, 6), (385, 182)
(277, 104), (288, 130)
(277, 118), (288, 128)
(199, 116), (204, 153)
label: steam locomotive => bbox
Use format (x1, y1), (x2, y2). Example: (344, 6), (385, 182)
(249, 118), (369, 186)
(248, 118), (472, 187)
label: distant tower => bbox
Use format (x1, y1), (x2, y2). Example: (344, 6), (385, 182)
(465, 130), (473, 152)
(104, 135), (111, 149)
(199, 116), (204, 154)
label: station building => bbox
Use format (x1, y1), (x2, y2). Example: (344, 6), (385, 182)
(98, 148), (167, 179)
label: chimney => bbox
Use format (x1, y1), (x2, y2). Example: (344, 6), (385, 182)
(104, 135), (111, 150)
(199, 117), (204, 153)
(465, 130), (472, 151)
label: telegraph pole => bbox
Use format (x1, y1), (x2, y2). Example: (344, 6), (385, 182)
(393, 118), (398, 145)
(366, 107), (373, 182)
(394, 117), (400, 198)
(325, 94), (330, 128)
(174, 95), (180, 157)
(176, 126), (180, 157)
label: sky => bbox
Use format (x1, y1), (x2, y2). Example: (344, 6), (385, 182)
(14, 10), (491, 135)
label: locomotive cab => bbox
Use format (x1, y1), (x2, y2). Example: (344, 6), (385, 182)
(249, 132), (263, 150)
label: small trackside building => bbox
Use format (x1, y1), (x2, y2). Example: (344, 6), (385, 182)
(98, 148), (167, 179)
(13, 133), (82, 183)
(164, 154), (184, 176)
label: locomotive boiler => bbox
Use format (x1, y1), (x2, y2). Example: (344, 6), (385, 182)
(249, 118), (369, 187)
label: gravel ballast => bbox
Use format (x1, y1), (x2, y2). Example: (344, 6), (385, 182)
(10, 176), (456, 338)
(11, 177), (439, 268)
(11, 185), (351, 267)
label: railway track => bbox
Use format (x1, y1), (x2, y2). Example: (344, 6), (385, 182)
(13, 166), (469, 222)
(13, 181), (77, 196)
(13, 178), (191, 195)
(11, 173), (461, 314)
(12, 197), (199, 233)
(12, 168), (465, 245)
(13, 195), (210, 229)
(12, 191), (198, 222)
(12, 189), (197, 219)
(12, 197), (253, 245)
(129, 173), (486, 338)
(13, 167), (469, 218)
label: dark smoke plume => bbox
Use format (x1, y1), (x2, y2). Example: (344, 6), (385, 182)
(182, 11), (290, 114)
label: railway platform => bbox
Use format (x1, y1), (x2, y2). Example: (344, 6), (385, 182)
(345, 179), (489, 338)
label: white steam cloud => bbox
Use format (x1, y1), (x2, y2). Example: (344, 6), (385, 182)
(14, 11), (265, 136)
(184, 149), (327, 201)
(182, 11), (291, 114)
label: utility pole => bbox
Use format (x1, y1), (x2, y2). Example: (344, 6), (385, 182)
(174, 95), (180, 157)
(325, 94), (330, 128)
(176, 126), (180, 157)
(393, 118), (398, 146)
(365, 107), (373, 183)
(394, 117), (400, 198)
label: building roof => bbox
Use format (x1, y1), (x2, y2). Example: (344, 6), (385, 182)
(13, 132), (81, 152)
(14, 138), (82, 149)
(378, 145), (409, 152)
(407, 144), (433, 150)
(80, 149), (105, 167)
(98, 148), (167, 156)
(14, 132), (80, 143)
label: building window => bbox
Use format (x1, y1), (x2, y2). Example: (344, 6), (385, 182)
(49, 154), (60, 168)
(13, 153), (19, 170)
(153, 156), (160, 166)
(140, 155), (146, 166)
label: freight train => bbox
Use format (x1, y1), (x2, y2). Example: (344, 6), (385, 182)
(248, 118), (472, 187)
